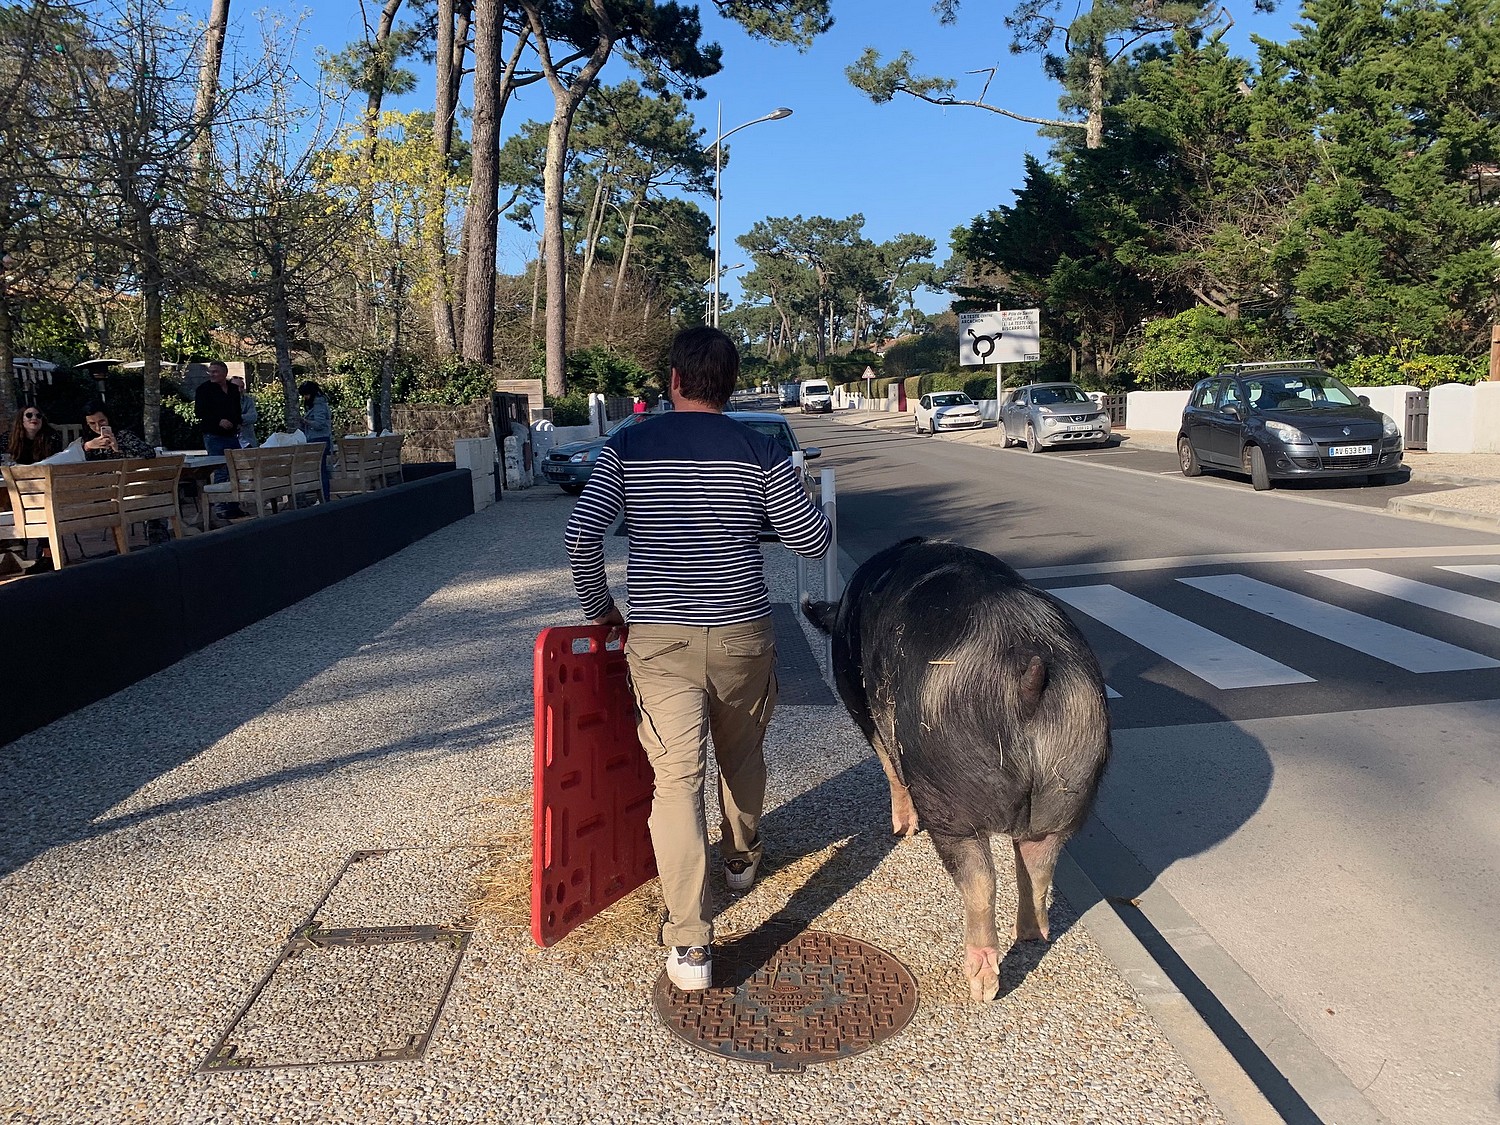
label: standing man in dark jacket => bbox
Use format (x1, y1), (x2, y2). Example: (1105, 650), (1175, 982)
(195, 361), (242, 515)
(564, 327), (832, 992)
(195, 361), (242, 466)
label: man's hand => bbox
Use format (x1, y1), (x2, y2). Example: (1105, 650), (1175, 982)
(219, 419), (235, 432)
(593, 605), (626, 646)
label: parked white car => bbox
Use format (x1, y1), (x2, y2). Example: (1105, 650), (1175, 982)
(800, 379), (833, 413)
(914, 391), (983, 435)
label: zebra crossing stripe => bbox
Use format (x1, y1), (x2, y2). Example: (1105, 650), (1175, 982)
(1180, 574), (1500, 673)
(1437, 565), (1500, 585)
(1051, 584), (1314, 690)
(1308, 569), (1500, 631)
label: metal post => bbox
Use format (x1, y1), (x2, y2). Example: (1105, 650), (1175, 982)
(792, 450), (807, 603)
(706, 107), (792, 331)
(820, 466), (838, 678)
(713, 102), (722, 328)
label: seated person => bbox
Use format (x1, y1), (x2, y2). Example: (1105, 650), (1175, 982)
(81, 401), (156, 460)
(2, 407), (64, 464)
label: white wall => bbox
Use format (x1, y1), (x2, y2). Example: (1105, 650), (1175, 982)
(1474, 382), (1500, 454)
(1126, 390), (1192, 432)
(1425, 381), (1500, 453)
(454, 436), (497, 509)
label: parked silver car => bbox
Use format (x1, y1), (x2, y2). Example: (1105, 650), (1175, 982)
(999, 382), (1112, 451)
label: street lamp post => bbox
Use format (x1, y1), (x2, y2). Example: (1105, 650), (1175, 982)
(711, 104), (792, 328)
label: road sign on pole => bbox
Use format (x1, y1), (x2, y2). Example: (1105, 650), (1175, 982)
(959, 308), (1041, 367)
(862, 365), (874, 406)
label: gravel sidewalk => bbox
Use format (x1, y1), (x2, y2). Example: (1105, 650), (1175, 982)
(2, 491), (1226, 1125)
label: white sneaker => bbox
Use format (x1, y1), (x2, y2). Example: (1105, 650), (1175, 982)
(724, 856), (760, 892)
(665, 945), (712, 991)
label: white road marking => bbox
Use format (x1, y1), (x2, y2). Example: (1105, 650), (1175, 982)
(1022, 544), (1500, 581)
(1437, 564), (1500, 585)
(1309, 568), (1500, 630)
(1180, 574), (1499, 673)
(1051, 584), (1314, 690)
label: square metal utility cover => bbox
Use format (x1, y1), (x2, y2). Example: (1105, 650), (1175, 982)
(203, 850), (478, 1073)
(202, 923), (469, 1071)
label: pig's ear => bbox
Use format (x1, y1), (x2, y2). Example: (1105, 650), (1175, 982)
(1018, 654), (1048, 718)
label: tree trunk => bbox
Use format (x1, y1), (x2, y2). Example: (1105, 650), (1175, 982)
(609, 197), (642, 329)
(428, 0), (458, 353)
(530, 238), (543, 346)
(521, 0), (615, 398)
(354, 0), (405, 334)
(0, 286), (15, 430)
(381, 263), (405, 432)
(574, 173), (611, 338)
(462, 4), (528, 364)
(190, 0), (230, 230)
(1086, 50), (1105, 150)
(271, 263), (298, 425)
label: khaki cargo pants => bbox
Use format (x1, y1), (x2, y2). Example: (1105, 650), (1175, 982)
(624, 615), (777, 949)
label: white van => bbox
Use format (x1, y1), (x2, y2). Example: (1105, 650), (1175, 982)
(800, 380), (833, 414)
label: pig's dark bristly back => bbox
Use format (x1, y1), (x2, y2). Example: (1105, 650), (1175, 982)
(812, 538), (1111, 841)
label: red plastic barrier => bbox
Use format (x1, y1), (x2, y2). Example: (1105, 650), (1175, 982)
(531, 626), (657, 947)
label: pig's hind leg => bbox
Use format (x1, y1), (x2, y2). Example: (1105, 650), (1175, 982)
(928, 830), (1001, 1001)
(1012, 833), (1065, 941)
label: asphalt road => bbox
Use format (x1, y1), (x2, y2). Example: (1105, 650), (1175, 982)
(786, 410), (1500, 1125)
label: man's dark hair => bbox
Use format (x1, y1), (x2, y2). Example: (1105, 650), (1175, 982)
(82, 399), (111, 423)
(298, 380), (320, 398)
(670, 327), (739, 407)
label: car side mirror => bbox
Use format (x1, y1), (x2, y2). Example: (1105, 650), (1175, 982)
(803, 447), (821, 460)
(1224, 402), (1242, 419)
(1358, 395), (1370, 406)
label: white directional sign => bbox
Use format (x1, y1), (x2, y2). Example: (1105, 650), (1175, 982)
(958, 307), (1041, 367)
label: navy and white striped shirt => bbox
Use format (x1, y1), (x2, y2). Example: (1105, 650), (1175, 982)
(565, 412), (832, 625)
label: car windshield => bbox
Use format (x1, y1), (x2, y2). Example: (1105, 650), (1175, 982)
(739, 420), (797, 455)
(605, 414), (647, 436)
(1030, 385), (1090, 406)
(1244, 374), (1361, 410)
(932, 392), (973, 407)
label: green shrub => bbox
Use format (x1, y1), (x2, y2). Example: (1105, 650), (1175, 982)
(902, 375), (923, 403)
(964, 375), (997, 400)
(1337, 345), (1488, 389)
(567, 346), (652, 396)
(883, 326), (959, 379)
(1131, 308), (1239, 390)
(546, 392), (592, 427)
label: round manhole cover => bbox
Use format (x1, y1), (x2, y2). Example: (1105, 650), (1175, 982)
(652, 923), (918, 1072)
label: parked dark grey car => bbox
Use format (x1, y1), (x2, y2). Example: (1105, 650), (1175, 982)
(1177, 363), (1404, 490)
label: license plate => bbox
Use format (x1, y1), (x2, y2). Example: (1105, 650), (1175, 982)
(1328, 444), (1373, 457)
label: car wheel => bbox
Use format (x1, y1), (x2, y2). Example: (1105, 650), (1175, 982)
(1178, 436), (1202, 477)
(1246, 445), (1272, 491)
(560, 483), (584, 496)
(1025, 424), (1041, 453)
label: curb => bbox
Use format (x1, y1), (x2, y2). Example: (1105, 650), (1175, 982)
(1386, 494), (1500, 533)
(1053, 853), (1288, 1125)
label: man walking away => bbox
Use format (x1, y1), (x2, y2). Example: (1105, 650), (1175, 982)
(564, 327), (832, 992)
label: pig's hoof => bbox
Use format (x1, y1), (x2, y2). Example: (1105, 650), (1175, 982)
(964, 946), (1000, 1001)
(1013, 921), (1051, 942)
(891, 811), (920, 837)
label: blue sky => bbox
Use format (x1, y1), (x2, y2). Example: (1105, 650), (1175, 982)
(258, 1), (1301, 312)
